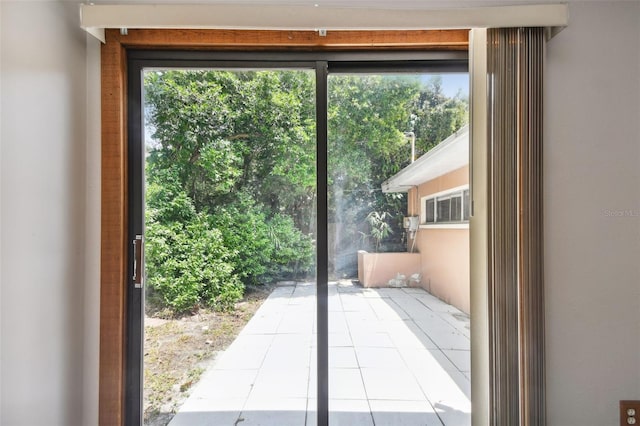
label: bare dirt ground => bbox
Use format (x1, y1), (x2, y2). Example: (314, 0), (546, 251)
(143, 285), (273, 426)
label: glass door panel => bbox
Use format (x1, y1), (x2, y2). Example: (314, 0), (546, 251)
(327, 72), (471, 425)
(141, 68), (318, 425)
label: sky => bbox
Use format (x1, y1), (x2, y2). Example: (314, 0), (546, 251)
(435, 73), (469, 98)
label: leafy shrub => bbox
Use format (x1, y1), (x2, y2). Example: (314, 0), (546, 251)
(145, 180), (243, 315)
(265, 214), (315, 282)
(211, 195), (315, 286)
(145, 166), (197, 224)
(209, 197), (273, 286)
(145, 216), (243, 314)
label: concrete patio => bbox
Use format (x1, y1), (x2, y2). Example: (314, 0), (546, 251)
(168, 281), (470, 426)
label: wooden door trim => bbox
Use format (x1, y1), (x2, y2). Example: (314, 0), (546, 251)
(99, 28), (469, 425)
(100, 30), (127, 426)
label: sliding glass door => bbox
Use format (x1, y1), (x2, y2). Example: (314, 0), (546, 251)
(126, 50), (467, 426)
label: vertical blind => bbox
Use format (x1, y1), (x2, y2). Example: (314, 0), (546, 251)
(487, 27), (545, 426)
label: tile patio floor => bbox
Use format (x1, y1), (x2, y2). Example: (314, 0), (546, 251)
(168, 281), (471, 426)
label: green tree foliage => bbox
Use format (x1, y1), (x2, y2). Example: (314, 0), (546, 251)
(265, 214), (315, 281)
(327, 74), (467, 274)
(209, 195), (314, 286)
(144, 70), (317, 314)
(143, 69), (468, 312)
(327, 75), (420, 263)
(363, 211), (394, 252)
(145, 70), (317, 224)
(145, 71), (242, 209)
(412, 76), (468, 156)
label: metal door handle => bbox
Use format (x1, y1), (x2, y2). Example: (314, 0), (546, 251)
(132, 235), (143, 288)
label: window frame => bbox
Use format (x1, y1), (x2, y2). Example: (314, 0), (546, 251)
(420, 184), (470, 228)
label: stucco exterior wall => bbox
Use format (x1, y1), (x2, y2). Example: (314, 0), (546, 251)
(407, 165), (469, 217)
(414, 228), (470, 313)
(407, 165), (470, 313)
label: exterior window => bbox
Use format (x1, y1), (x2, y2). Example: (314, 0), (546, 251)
(423, 187), (469, 224)
(450, 194), (462, 221)
(463, 189), (470, 220)
(425, 198), (435, 223)
(437, 197), (451, 222)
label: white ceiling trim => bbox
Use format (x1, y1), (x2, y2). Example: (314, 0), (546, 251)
(80, 3), (568, 43)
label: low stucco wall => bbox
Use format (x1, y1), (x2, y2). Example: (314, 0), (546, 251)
(357, 251), (422, 288)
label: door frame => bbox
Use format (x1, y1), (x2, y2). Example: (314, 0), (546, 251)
(100, 28), (476, 426)
(123, 49), (468, 425)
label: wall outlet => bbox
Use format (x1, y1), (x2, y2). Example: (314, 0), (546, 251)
(620, 401), (640, 426)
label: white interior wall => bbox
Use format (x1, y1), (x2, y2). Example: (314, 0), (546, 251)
(0, 2), (3, 421)
(0, 1), (88, 425)
(0, 1), (638, 426)
(544, 2), (640, 425)
(84, 33), (102, 426)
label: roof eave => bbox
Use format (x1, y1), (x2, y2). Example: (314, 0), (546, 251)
(381, 124), (469, 193)
(381, 183), (412, 193)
